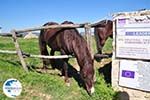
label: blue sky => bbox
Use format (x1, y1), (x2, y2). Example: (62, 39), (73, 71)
(0, 0), (149, 32)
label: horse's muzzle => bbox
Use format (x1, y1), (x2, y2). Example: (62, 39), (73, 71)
(88, 86), (95, 95)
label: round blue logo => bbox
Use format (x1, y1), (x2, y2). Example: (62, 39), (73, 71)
(3, 78), (22, 98)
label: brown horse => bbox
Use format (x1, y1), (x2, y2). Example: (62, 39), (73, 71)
(93, 20), (113, 54)
(39, 21), (95, 94)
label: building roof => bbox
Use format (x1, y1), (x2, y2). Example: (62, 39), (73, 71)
(112, 9), (150, 18)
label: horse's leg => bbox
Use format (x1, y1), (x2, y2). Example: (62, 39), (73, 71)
(39, 39), (49, 69)
(64, 58), (70, 86)
(50, 49), (55, 55)
(50, 49), (55, 69)
(61, 50), (70, 86)
(99, 38), (106, 54)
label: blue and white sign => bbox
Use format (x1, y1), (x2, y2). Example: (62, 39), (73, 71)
(3, 78), (22, 98)
(119, 60), (150, 92)
(116, 16), (150, 60)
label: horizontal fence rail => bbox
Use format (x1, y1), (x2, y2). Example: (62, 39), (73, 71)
(0, 49), (73, 59)
(90, 22), (105, 27)
(15, 23), (87, 33)
(24, 54), (73, 59)
(0, 50), (17, 54)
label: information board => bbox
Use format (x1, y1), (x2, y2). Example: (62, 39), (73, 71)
(115, 16), (150, 60)
(119, 60), (150, 92)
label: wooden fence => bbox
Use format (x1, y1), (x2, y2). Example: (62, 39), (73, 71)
(10, 23), (93, 72)
(0, 21), (107, 72)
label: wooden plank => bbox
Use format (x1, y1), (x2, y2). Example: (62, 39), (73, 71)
(25, 54), (73, 59)
(0, 50), (17, 54)
(85, 23), (90, 49)
(0, 49), (73, 59)
(94, 54), (109, 58)
(11, 21), (110, 33)
(85, 23), (94, 58)
(90, 21), (106, 27)
(11, 30), (28, 72)
(15, 24), (86, 33)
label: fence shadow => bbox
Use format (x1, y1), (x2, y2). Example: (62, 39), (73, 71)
(52, 59), (85, 88)
(98, 61), (112, 84)
(0, 58), (21, 67)
(31, 59), (85, 88)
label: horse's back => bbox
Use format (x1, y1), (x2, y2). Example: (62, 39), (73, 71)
(39, 21), (86, 55)
(54, 28), (81, 54)
(39, 22), (60, 42)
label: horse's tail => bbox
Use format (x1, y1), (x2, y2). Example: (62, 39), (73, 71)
(39, 21), (59, 57)
(39, 29), (45, 51)
(39, 29), (49, 56)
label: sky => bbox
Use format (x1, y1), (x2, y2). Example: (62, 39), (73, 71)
(0, 0), (150, 32)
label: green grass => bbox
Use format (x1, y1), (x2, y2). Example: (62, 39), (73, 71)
(0, 36), (117, 100)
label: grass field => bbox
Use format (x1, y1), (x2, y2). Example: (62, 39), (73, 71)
(0, 36), (118, 100)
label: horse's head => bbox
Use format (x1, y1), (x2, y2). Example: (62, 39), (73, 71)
(80, 60), (95, 95)
(94, 20), (113, 38)
(93, 20), (113, 54)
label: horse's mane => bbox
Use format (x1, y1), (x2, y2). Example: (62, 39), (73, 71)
(93, 20), (112, 27)
(99, 20), (111, 25)
(43, 22), (59, 26)
(61, 21), (74, 24)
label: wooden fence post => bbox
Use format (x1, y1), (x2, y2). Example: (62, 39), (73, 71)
(84, 23), (94, 58)
(11, 30), (28, 72)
